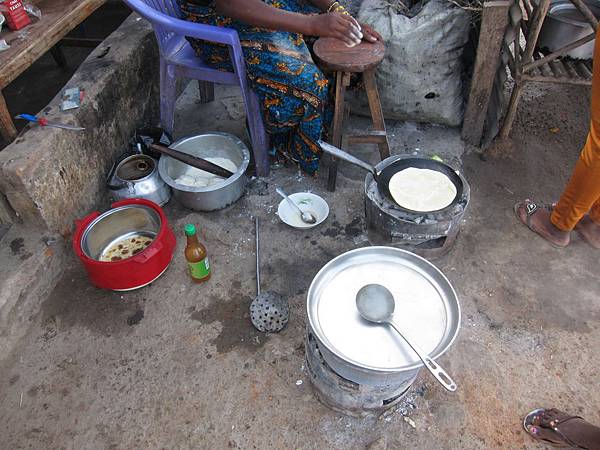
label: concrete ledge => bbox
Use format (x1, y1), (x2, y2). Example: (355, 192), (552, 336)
(0, 13), (160, 235)
(0, 13), (159, 360)
(0, 227), (67, 360)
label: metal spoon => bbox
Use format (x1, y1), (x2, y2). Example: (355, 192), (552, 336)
(275, 187), (317, 224)
(356, 284), (457, 392)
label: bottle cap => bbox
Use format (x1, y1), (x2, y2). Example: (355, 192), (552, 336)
(184, 224), (196, 236)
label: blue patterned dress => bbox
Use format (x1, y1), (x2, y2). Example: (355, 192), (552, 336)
(177, 0), (331, 175)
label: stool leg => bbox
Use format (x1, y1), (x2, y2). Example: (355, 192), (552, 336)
(328, 71), (349, 192)
(363, 69), (390, 160)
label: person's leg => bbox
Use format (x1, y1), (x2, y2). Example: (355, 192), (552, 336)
(515, 27), (600, 247)
(550, 25), (600, 232)
(572, 198), (600, 248)
(177, 2), (235, 71)
(178, 0), (331, 173)
(244, 42), (329, 173)
(232, 0), (330, 174)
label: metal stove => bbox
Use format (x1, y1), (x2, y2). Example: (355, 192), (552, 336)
(364, 155), (470, 259)
(305, 330), (415, 417)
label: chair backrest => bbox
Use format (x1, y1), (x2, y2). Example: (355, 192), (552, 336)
(124, 0), (243, 67)
(125, 0), (183, 51)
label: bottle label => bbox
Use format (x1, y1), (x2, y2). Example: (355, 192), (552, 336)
(189, 258), (210, 280)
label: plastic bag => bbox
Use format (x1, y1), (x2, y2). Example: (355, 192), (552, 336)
(351, 0), (471, 126)
(23, 2), (41, 20)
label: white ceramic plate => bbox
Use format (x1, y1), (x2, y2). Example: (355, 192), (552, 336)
(277, 192), (329, 229)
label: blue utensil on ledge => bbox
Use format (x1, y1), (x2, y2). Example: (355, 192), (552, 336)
(15, 114), (85, 131)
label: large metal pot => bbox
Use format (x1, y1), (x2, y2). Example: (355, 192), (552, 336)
(158, 133), (250, 211)
(538, 0), (599, 59)
(307, 247), (461, 386)
(107, 153), (171, 206)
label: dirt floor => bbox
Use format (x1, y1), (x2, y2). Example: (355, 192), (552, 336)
(1, 73), (599, 449)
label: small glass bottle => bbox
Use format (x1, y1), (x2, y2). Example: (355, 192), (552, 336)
(184, 224), (211, 283)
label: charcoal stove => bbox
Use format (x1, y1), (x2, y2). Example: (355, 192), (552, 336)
(305, 330), (415, 417)
(364, 155), (470, 259)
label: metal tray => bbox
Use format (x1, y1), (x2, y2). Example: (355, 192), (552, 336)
(307, 247), (460, 374)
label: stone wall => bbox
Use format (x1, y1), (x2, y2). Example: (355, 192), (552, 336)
(0, 14), (159, 235)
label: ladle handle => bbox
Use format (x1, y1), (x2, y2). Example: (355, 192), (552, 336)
(318, 140), (377, 177)
(388, 321), (457, 392)
(255, 217), (261, 296)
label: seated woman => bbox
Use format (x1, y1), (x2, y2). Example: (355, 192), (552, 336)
(177, 0), (381, 175)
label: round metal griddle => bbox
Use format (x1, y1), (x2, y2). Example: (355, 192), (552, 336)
(376, 158), (464, 214)
(318, 141), (464, 214)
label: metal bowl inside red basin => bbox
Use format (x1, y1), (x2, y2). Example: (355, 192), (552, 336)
(73, 199), (176, 291)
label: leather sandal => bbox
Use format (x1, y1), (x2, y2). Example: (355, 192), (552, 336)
(514, 200), (569, 248)
(523, 408), (587, 449)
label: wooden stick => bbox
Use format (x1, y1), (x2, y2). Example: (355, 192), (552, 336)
(363, 69), (390, 160)
(570, 0), (598, 29)
(521, 74), (593, 85)
(521, 32), (596, 73)
(149, 144), (235, 179)
(0, 91), (17, 142)
(522, 0), (551, 63)
(499, 81), (525, 139)
(327, 71), (348, 192)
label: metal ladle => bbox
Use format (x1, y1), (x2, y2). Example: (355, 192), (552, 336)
(276, 188), (317, 224)
(356, 284), (457, 392)
(250, 217), (289, 333)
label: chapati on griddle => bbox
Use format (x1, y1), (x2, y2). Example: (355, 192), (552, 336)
(389, 168), (457, 212)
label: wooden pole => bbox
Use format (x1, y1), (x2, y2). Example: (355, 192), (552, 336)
(522, 0), (551, 63)
(521, 32), (596, 73)
(462, 0), (511, 146)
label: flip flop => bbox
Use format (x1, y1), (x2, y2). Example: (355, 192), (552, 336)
(514, 200), (569, 248)
(523, 408), (587, 449)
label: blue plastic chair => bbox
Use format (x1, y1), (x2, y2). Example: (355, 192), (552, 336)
(123, 0), (270, 176)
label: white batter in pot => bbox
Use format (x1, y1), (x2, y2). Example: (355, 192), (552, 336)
(175, 157), (238, 188)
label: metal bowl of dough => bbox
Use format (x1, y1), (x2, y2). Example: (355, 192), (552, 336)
(307, 246), (461, 386)
(158, 132), (250, 211)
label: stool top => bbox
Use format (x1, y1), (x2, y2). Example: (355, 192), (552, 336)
(313, 38), (385, 73)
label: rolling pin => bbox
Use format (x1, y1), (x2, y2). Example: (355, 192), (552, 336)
(149, 143), (235, 179)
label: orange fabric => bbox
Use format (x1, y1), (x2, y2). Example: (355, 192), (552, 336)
(550, 27), (600, 231)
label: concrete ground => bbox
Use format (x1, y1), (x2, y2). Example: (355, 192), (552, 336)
(1, 76), (599, 449)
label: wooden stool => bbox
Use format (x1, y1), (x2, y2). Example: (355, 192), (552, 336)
(313, 38), (390, 191)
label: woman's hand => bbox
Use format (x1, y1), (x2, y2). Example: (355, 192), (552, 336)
(360, 23), (382, 43)
(307, 13), (363, 47)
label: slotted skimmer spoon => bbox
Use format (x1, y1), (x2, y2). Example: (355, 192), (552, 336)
(356, 284), (457, 392)
(250, 217), (289, 333)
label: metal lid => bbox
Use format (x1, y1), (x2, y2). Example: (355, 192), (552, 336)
(548, 2), (599, 26)
(116, 154), (155, 181)
(307, 247), (460, 372)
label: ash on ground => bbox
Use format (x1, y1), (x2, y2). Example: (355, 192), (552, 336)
(379, 384), (427, 422)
